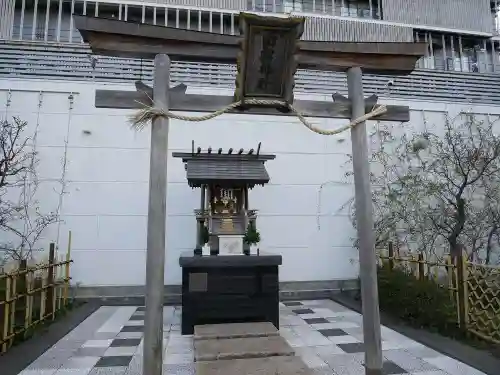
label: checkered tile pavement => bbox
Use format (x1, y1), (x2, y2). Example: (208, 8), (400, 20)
(16, 300), (488, 375)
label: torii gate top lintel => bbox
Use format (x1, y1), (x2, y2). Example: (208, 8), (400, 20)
(74, 14), (426, 76)
(75, 12), (425, 121)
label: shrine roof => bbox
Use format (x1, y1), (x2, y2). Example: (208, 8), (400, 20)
(172, 150), (276, 188)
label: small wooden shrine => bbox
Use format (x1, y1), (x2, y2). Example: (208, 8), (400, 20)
(173, 143), (275, 255)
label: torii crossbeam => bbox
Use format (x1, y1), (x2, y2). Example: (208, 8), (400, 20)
(76, 12), (425, 375)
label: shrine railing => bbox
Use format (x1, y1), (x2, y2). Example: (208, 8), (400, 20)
(2, 40), (500, 105)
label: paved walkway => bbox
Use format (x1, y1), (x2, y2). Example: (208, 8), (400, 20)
(17, 300), (487, 375)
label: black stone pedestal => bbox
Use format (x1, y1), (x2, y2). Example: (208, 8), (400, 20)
(179, 252), (282, 335)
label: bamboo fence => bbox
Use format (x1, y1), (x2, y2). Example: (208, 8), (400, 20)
(0, 232), (73, 353)
(378, 244), (500, 345)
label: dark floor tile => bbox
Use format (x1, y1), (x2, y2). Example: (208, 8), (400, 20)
(129, 315), (144, 321)
(305, 318), (329, 325)
(292, 308), (314, 315)
(319, 328), (349, 337)
(135, 307), (145, 312)
(120, 325), (144, 333)
(110, 338), (142, 347)
(380, 360), (408, 375)
(283, 301), (303, 307)
(338, 342), (365, 353)
(94, 356), (133, 367)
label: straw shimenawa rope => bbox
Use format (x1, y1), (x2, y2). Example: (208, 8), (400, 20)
(129, 98), (388, 135)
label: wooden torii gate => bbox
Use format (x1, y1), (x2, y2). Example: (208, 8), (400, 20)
(75, 13), (425, 375)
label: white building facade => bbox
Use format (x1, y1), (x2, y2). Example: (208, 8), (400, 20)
(1, 0), (500, 298)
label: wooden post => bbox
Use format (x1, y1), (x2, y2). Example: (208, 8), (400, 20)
(1, 276), (11, 353)
(40, 266), (47, 322)
(20, 260), (31, 339)
(461, 251), (469, 331)
(143, 54), (170, 375)
(47, 243), (56, 321)
(456, 250), (467, 329)
(27, 269), (33, 329)
(56, 255), (61, 311)
(388, 242), (394, 270)
(417, 253), (425, 280)
(347, 66), (382, 375)
(63, 231), (72, 307)
(446, 255), (454, 306)
(9, 269), (17, 347)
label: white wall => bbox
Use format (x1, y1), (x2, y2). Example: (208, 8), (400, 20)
(1, 77), (499, 287)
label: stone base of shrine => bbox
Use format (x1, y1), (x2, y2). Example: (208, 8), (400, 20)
(178, 252), (282, 335)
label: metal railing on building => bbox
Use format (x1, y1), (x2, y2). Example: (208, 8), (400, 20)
(2, 40), (500, 105)
(4, 0), (410, 43)
(1, 0), (500, 104)
(3, 0), (499, 71)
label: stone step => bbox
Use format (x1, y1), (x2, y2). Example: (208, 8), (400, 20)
(196, 355), (313, 375)
(194, 335), (295, 361)
(194, 322), (279, 340)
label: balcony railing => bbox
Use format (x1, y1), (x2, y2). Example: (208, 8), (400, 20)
(4, 0), (499, 68)
(3, 0), (409, 44)
(1, 0), (500, 101)
(2, 40), (500, 105)
(493, 1), (500, 35)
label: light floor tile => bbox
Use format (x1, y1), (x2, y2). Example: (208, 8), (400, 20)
(405, 346), (444, 359)
(18, 370), (59, 375)
(163, 364), (195, 375)
(87, 366), (127, 375)
(321, 353), (366, 375)
(383, 349), (439, 373)
(312, 322), (360, 330)
(327, 335), (361, 345)
(294, 347), (328, 368)
(103, 347), (139, 357)
(424, 357), (487, 375)
(54, 370), (92, 375)
(82, 340), (113, 349)
(62, 357), (100, 370)
(163, 353), (193, 365)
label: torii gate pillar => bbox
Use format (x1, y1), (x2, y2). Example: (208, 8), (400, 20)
(348, 66), (383, 374)
(143, 54), (170, 375)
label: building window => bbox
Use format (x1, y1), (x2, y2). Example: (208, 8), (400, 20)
(248, 0), (380, 19)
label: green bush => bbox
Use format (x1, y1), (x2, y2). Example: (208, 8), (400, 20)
(200, 224), (210, 245)
(243, 222), (260, 245)
(377, 262), (461, 336)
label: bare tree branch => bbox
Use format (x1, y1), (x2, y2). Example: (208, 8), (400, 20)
(0, 117), (59, 266)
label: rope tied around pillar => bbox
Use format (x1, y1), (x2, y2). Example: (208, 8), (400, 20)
(129, 98), (388, 136)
